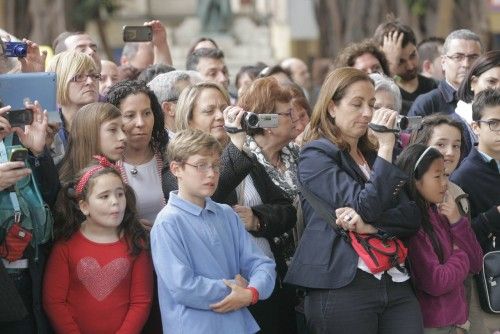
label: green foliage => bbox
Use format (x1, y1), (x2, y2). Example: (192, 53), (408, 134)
(406, 0), (428, 17)
(71, 0), (122, 27)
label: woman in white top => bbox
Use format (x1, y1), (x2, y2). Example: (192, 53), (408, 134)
(106, 80), (168, 229)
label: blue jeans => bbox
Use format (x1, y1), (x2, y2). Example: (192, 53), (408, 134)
(304, 269), (423, 334)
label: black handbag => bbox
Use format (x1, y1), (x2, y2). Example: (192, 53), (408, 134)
(475, 235), (500, 313)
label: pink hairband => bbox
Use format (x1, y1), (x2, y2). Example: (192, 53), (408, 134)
(75, 155), (120, 196)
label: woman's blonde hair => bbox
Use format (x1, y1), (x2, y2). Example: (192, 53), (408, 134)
(175, 81), (230, 132)
(305, 67), (376, 152)
(59, 102), (122, 183)
(47, 50), (97, 106)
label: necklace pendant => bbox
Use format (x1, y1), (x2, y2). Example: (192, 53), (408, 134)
(131, 167), (138, 175)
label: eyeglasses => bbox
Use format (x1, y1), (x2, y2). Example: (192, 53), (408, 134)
(70, 73), (102, 83)
(184, 162), (221, 174)
(445, 53), (480, 63)
(276, 111), (293, 120)
(477, 119), (500, 132)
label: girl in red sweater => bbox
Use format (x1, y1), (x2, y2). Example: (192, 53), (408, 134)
(43, 158), (153, 334)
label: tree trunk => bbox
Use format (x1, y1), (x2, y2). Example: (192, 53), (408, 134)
(4, 0), (31, 39)
(29, 0), (66, 45)
(95, 13), (113, 61)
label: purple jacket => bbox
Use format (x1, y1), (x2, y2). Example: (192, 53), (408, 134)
(408, 207), (483, 328)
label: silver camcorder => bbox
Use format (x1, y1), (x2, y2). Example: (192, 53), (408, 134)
(242, 112), (279, 130)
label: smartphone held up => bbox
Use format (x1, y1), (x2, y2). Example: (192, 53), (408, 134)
(123, 26), (153, 42)
(6, 109), (33, 128)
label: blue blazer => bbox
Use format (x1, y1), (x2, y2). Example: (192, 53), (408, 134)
(284, 138), (421, 289)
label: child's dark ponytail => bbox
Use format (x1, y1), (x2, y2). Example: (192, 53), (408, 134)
(121, 183), (149, 255)
(54, 182), (85, 241)
(396, 144), (445, 263)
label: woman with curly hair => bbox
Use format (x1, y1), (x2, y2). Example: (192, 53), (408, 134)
(106, 80), (168, 229)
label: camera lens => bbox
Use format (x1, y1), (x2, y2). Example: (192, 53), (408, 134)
(397, 116), (409, 131)
(245, 112), (259, 128)
(14, 44), (27, 57)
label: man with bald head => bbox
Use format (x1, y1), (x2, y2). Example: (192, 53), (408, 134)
(53, 31), (101, 71)
(99, 60), (119, 96)
(148, 70), (194, 138)
(281, 57), (311, 97)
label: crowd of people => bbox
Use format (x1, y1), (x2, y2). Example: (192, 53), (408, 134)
(0, 16), (499, 334)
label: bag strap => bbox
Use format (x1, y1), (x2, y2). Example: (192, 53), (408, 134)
(0, 138), (22, 224)
(298, 181), (350, 242)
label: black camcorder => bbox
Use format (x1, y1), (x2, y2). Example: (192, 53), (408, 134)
(368, 115), (422, 133)
(4, 42), (28, 58)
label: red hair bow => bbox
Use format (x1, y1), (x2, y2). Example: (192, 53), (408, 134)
(75, 155), (120, 196)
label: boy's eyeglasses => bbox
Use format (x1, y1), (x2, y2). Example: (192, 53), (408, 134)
(70, 73), (102, 83)
(477, 119), (500, 132)
(184, 162), (221, 174)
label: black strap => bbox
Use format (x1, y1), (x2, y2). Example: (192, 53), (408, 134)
(368, 123), (399, 133)
(223, 125), (246, 134)
(299, 181), (350, 242)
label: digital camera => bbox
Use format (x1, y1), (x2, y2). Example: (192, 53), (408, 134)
(395, 115), (422, 131)
(241, 112), (279, 131)
(4, 42), (28, 58)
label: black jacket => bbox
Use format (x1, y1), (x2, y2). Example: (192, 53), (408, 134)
(451, 148), (500, 252)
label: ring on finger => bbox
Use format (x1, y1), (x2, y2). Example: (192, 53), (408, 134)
(344, 214), (352, 222)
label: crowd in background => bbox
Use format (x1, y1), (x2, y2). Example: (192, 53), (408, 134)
(0, 15), (499, 334)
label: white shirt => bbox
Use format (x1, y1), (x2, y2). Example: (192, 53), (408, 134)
(123, 157), (164, 223)
(236, 175), (275, 259)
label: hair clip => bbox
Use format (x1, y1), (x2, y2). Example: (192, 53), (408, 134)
(67, 185), (76, 199)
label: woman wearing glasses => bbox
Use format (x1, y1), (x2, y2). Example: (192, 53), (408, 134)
(47, 50), (100, 164)
(164, 79), (298, 333)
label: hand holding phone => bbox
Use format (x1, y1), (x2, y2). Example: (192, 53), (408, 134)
(123, 26), (153, 42)
(9, 147), (28, 164)
(13, 100), (48, 157)
(6, 109), (33, 128)
(0, 160), (31, 191)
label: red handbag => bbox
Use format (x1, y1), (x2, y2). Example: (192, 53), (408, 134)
(300, 182), (408, 274)
(349, 232), (407, 274)
(0, 223), (32, 262)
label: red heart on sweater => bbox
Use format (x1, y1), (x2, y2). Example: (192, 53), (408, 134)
(77, 257), (130, 301)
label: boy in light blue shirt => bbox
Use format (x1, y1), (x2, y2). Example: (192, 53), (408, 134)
(151, 129), (276, 334)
